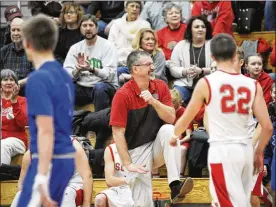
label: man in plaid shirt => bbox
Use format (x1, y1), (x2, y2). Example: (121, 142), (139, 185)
(0, 18), (33, 96)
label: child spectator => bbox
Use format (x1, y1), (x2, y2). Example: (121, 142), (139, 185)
(245, 54), (274, 106)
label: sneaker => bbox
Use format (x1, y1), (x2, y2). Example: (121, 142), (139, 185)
(171, 177), (194, 204)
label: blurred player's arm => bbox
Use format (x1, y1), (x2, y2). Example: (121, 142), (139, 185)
(173, 79), (208, 140)
(73, 140), (93, 207)
(36, 116), (54, 176)
(104, 147), (127, 187)
(252, 83), (273, 152)
(17, 150), (31, 192)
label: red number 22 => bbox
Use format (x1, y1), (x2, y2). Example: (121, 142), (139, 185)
(220, 85), (251, 114)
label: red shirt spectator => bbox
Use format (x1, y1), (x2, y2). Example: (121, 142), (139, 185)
(2, 96), (28, 148)
(157, 23), (187, 60)
(192, 1), (234, 36)
(245, 72), (274, 106)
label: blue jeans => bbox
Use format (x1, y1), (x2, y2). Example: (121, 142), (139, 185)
(75, 82), (116, 112)
(173, 85), (193, 104)
(117, 66), (129, 79)
(264, 1), (276, 31)
(97, 20), (108, 38)
(269, 72), (276, 81)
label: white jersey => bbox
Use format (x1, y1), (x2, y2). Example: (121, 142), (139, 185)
(204, 71), (257, 143)
(108, 143), (128, 178)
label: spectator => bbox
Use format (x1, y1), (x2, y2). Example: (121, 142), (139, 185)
(0, 18), (33, 96)
(118, 28), (167, 85)
(10, 138), (93, 207)
(110, 50), (194, 206)
(245, 54), (274, 106)
(55, 2), (84, 63)
(94, 143), (135, 207)
(157, 3), (187, 60)
(108, 1), (150, 70)
(64, 14), (118, 112)
(192, 1), (234, 36)
(0, 5), (23, 48)
(87, 1), (125, 38)
(140, 1), (191, 30)
(1, 69), (28, 165)
(169, 16), (213, 104)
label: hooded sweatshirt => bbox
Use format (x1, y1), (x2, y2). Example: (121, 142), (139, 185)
(1, 96), (28, 149)
(192, 1), (234, 36)
(245, 72), (274, 106)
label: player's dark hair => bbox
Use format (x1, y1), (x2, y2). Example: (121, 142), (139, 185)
(21, 14), (58, 51)
(211, 33), (237, 62)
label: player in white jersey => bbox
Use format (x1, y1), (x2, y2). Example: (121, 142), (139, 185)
(95, 143), (135, 207)
(170, 34), (273, 207)
(11, 137), (93, 207)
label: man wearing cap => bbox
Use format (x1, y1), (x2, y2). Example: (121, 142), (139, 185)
(0, 5), (23, 47)
(0, 16), (33, 96)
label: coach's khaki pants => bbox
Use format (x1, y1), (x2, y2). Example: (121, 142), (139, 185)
(128, 124), (181, 207)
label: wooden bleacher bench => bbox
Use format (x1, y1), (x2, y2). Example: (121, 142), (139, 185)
(0, 178), (211, 206)
(233, 31), (276, 72)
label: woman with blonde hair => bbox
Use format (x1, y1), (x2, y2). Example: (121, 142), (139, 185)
(55, 2), (84, 63)
(118, 28), (167, 85)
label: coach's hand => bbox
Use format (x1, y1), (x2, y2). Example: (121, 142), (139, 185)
(169, 137), (178, 147)
(253, 148), (264, 175)
(140, 90), (155, 105)
(125, 163), (148, 174)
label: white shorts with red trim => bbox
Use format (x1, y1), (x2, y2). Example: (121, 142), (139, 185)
(208, 140), (253, 207)
(251, 172), (264, 197)
(98, 185), (134, 207)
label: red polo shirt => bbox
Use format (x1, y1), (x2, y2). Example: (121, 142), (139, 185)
(110, 78), (172, 149)
(157, 23), (187, 60)
(1, 96), (28, 149)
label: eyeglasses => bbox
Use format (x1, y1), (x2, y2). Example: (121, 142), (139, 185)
(134, 62), (154, 67)
(65, 11), (76, 15)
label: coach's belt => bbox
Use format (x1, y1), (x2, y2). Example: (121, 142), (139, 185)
(32, 152), (75, 159)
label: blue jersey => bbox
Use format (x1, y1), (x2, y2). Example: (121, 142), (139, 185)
(26, 61), (75, 154)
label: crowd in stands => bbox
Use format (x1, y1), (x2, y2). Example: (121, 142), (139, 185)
(0, 1), (275, 206)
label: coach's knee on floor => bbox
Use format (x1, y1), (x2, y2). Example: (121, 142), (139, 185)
(94, 194), (106, 207)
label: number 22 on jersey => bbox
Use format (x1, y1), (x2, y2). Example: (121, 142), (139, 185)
(220, 84), (251, 114)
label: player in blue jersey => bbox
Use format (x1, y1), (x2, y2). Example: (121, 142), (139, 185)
(18, 14), (75, 207)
